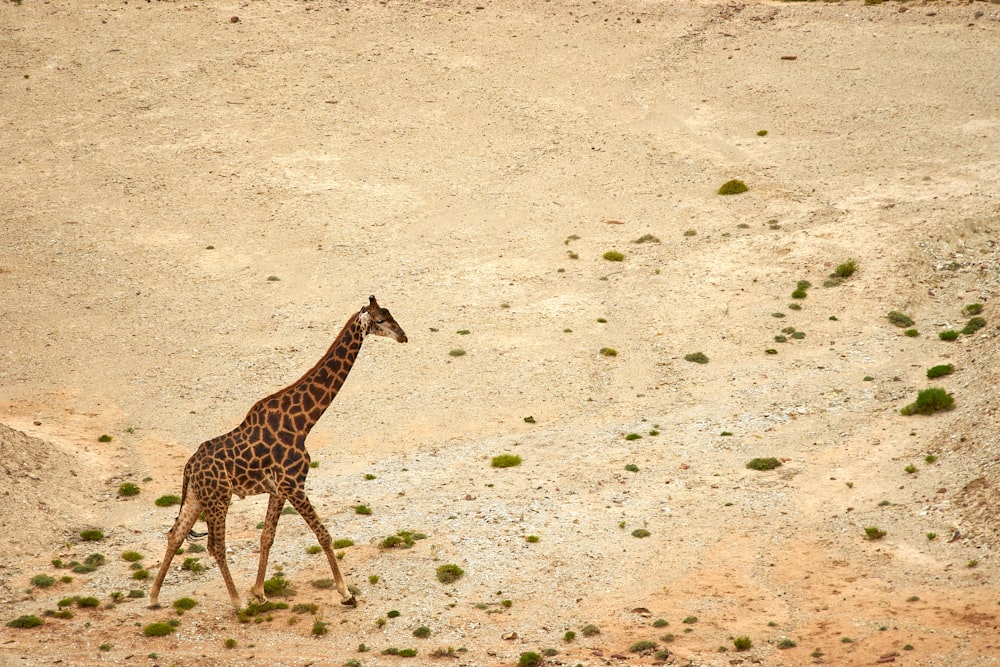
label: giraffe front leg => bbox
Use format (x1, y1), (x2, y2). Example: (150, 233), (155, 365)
(251, 494), (285, 603)
(286, 492), (357, 607)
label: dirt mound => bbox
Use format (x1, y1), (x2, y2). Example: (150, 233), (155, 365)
(0, 424), (98, 565)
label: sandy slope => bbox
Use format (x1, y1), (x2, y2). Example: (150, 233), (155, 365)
(2, 1), (999, 665)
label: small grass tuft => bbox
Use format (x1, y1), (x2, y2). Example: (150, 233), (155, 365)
(118, 483), (140, 497)
(962, 317), (986, 335)
(939, 330), (959, 341)
(173, 597), (198, 613)
(518, 652), (543, 667)
(718, 179), (748, 195)
(413, 625), (431, 638)
(154, 495), (181, 508)
(900, 387), (955, 416)
(631, 529), (651, 538)
(599, 347), (618, 357)
(746, 457), (782, 471)
(581, 623), (601, 637)
(733, 636), (752, 651)
(7, 615), (43, 628)
(436, 564), (464, 584)
(684, 351), (709, 364)
(143, 622), (175, 637)
(79, 529), (104, 541)
(491, 454), (522, 468)
(354, 504), (372, 515)
(833, 259), (857, 278)
(926, 364), (955, 379)
(602, 250), (624, 262)
(963, 303), (984, 315)
(629, 639), (658, 653)
(887, 311), (914, 328)
(865, 526), (887, 540)
(30, 574), (55, 588)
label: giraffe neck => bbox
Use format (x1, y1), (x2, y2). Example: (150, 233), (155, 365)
(257, 310), (370, 436)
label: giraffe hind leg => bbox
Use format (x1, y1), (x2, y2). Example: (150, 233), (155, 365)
(150, 496), (202, 607)
(203, 504), (243, 612)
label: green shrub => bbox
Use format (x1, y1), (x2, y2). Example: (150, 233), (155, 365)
(717, 179), (748, 195)
(631, 529), (651, 538)
(865, 526), (886, 540)
(633, 234), (660, 244)
(624, 433), (641, 441)
(7, 615), (42, 628)
(564, 630), (576, 641)
(682, 616), (698, 624)
(30, 574), (55, 588)
(181, 558), (204, 573)
(629, 639), (658, 653)
(602, 250), (624, 262)
(599, 347), (618, 357)
(491, 454), (522, 468)
(98, 434), (113, 442)
(926, 364), (954, 379)
(312, 619), (328, 636)
(746, 457), (782, 471)
(887, 311), (914, 328)
(143, 622), (175, 637)
(436, 564), (464, 584)
(833, 259), (857, 278)
(624, 463), (639, 472)
(777, 638), (797, 649)
(791, 288), (807, 299)
(413, 625), (431, 638)
(684, 352), (709, 364)
(263, 575), (293, 597)
(332, 538), (354, 549)
(83, 553), (106, 567)
(154, 495), (181, 507)
(122, 550), (144, 562)
(900, 387), (955, 416)
(963, 303), (983, 315)
(734, 636), (752, 651)
(904, 328), (920, 337)
(581, 623), (601, 637)
(224, 638), (237, 649)
(939, 330), (959, 341)
(311, 578), (335, 589)
(76, 596), (100, 608)
(448, 349), (466, 357)
(79, 529), (104, 541)
(354, 504), (372, 515)
(118, 483), (140, 497)
(173, 597), (198, 612)
(518, 652), (543, 667)
(128, 589), (145, 598)
(962, 317), (986, 335)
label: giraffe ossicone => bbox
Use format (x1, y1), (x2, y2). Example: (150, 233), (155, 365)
(149, 295), (407, 612)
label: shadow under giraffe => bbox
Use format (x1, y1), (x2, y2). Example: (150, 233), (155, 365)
(150, 295), (407, 612)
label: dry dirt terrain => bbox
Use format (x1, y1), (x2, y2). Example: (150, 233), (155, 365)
(2, 0), (1000, 665)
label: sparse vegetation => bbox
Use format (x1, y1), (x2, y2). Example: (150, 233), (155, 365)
(746, 457), (782, 471)
(173, 597), (198, 613)
(777, 638), (797, 649)
(963, 303), (983, 316)
(905, 328), (920, 337)
(865, 526), (887, 540)
(118, 482), (140, 497)
(306, 545), (322, 555)
(633, 234), (660, 244)
(98, 434), (113, 442)
(631, 528), (651, 538)
(939, 329), (959, 341)
(30, 574), (55, 588)
(518, 652), (543, 667)
(926, 364), (954, 379)
(684, 352), (709, 364)
(154, 495), (181, 507)
(491, 454), (522, 468)
(887, 311), (914, 328)
(448, 349), (467, 357)
(962, 317), (986, 335)
(122, 550), (144, 562)
(629, 639), (658, 653)
(718, 179), (748, 195)
(332, 538), (355, 549)
(354, 504), (372, 515)
(436, 564), (465, 584)
(181, 558), (204, 573)
(833, 259), (857, 278)
(900, 387), (955, 416)
(263, 574), (293, 597)
(312, 619), (328, 636)
(79, 529), (104, 541)
(733, 636), (752, 651)
(581, 623), (601, 637)
(599, 347), (617, 357)
(625, 463), (639, 472)
(413, 625), (431, 638)
(7, 615), (42, 628)
(682, 616), (698, 624)
(143, 622), (175, 637)
(905, 464), (918, 474)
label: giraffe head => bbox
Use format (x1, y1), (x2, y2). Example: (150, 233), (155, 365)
(361, 295), (408, 343)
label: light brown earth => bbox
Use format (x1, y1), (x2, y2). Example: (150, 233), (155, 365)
(2, 1), (1000, 665)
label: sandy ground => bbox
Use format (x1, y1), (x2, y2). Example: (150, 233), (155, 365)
(2, 0), (1000, 665)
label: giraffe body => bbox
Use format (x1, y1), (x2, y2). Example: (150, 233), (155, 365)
(150, 296), (407, 611)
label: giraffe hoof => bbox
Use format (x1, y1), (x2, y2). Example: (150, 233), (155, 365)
(341, 595), (357, 607)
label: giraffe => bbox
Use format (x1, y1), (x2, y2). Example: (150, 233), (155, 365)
(149, 295), (407, 612)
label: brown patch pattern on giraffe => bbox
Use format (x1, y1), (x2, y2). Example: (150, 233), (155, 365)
(150, 295), (407, 611)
